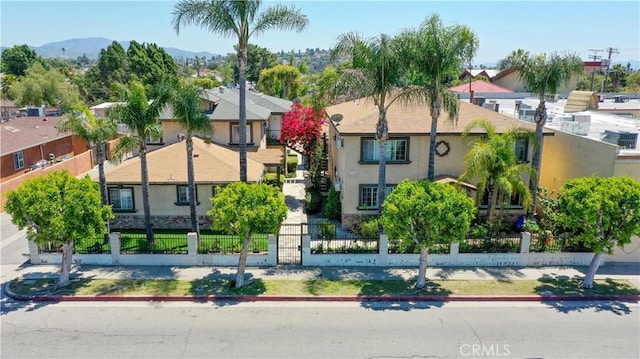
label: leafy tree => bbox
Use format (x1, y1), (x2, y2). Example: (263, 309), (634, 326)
(57, 104), (118, 208)
(625, 71), (640, 92)
(5, 171), (113, 287)
(258, 64), (302, 99)
(192, 77), (220, 89)
(381, 180), (475, 288)
(9, 62), (80, 110)
(498, 50), (583, 215)
(171, 82), (213, 233)
(608, 64), (627, 93)
(109, 81), (172, 241)
(399, 13), (479, 181)
(557, 176), (640, 288)
(329, 32), (410, 212)
(280, 103), (326, 155)
(1, 44), (39, 76)
(460, 119), (535, 237)
(173, 0), (309, 183)
(208, 182), (287, 288)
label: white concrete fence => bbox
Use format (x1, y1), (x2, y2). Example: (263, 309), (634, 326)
(29, 233), (278, 267)
(302, 233), (596, 267)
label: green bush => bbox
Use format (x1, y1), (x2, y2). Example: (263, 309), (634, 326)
(287, 155), (298, 174)
(468, 224), (488, 239)
(305, 190), (322, 214)
(358, 217), (379, 238)
(323, 187), (341, 220)
(317, 220), (336, 240)
(264, 172), (284, 187)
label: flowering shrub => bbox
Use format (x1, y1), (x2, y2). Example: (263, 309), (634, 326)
(280, 103), (327, 155)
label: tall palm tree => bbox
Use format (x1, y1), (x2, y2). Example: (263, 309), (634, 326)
(171, 81), (213, 234)
(57, 104), (118, 209)
(609, 63), (627, 93)
(330, 32), (409, 212)
(460, 119), (535, 237)
(399, 13), (479, 181)
(498, 50), (583, 216)
(109, 81), (172, 241)
(172, 0), (308, 182)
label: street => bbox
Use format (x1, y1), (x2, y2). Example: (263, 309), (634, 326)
(2, 301), (639, 358)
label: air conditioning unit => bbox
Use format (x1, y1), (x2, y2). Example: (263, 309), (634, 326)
(334, 182), (343, 192)
(602, 130), (638, 149)
(560, 114), (591, 136)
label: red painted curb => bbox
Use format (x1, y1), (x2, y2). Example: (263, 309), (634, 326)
(25, 294), (640, 303)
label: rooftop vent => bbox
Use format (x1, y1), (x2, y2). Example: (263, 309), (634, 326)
(601, 130), (638, 149)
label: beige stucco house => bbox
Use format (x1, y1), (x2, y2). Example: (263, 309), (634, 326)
(101, 138), (265, 230)
(325, 99), (552, 230)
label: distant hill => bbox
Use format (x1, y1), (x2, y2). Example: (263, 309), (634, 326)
(2, 37), (218, 60)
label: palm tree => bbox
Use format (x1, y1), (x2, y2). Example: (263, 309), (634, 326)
(609, 63), (627, 93)
(329, 32), (409, 213)
(57, 104), (118, 209)
(172, 0), (308, 182)
(171, 81), (213, 234)
(460, 119), (535, 237)
(498, 50), (583, 216)
(399, 13), (479, 181)
(109, 81), (172, 241)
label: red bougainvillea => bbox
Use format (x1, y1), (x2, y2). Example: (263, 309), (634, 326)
(280, 103), (327, 154)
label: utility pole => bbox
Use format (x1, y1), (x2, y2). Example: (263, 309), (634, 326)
(600, 47), (619, 94)
(588, 49), (602, 91)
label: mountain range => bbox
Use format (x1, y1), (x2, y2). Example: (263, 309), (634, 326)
(4, 37), (219, 60)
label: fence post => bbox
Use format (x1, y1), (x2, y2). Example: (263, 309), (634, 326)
(449, 242), (460, 266)
(28, 239), (40, 264)
(110, 232), (121, 265)
(268, 234), (277, 266)
(520, 232), (531, 254)
(378, 234), (388, 267)
(301, 234), (311, 266)
(187, 232), (198, 255)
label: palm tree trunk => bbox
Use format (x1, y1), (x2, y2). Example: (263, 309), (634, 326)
(529, 99), (546, 217)
(376, 110), (388, 215)
(235, 231), (252, 288)
(140, 146), (154, 242)
(96, 143), (110, 243)
(416, 246), (429, 288)
(186, 137), (199, 234)
(238, 46), (248, 183)
(583, 252), (604, 289)
(427, 97), (441, 181)
(486, 184), (496, 238)
(57, 240), (73, 287)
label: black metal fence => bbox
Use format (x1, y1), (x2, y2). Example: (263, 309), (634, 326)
(38, 234), (110, 254)
(309, 222), (378, 254)
(459, 236), (522, 253)
(119, 232), (188, 254)
(388, 239), (451, 255)
(198, 233), (269, 254)
(529, 233), (591, 253)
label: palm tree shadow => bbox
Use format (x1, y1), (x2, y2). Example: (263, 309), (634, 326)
(535, 275), (638, 315)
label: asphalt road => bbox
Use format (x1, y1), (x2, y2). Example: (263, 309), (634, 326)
(2, 301), (639, 358)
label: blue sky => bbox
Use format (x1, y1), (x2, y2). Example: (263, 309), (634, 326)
(1, 0), (639, 64)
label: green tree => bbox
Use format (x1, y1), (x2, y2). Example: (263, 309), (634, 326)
(57, 104), (118, 209)
(1, 44), (39, 76)
(381, 180), (475, 288)
(625, 71), (640, 92)
(399, 13), (479, 181)
(208, 182), (287, 288)
(9, 62), (80, 110)
(498, 50), (583, 215)
(191, 77), (220, 89)
(258, 64), (302, 99)
(172, 0), (309, 183)
(460, 119), (535, 237)
(557, 176), (640, 288)
(609, 64), (627, 93)
(329, 32), (411, 212)
(109, 81), (172, 241)
(5, 171), (113, 287)
(171, 82), (213, 233)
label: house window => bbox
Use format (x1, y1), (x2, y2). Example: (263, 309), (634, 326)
(231, 123), (252, 144)
(176, 185), (198, 205)
(109, 188), (134, 211)
(480, 190), (523, 209)
(361, 138), (408, 162)
(515, 139), (528, 163)
(359, 184), (396, 209)
(146, 134), (163, 145)
(13, 151), (24, 170)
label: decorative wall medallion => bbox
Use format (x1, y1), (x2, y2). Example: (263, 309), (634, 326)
(435, 140), (450, 157)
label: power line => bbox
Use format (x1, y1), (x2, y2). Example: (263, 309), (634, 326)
(600, 47), (619, 93)
(587, 49), (603, 91)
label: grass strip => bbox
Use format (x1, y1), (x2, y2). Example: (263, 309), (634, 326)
(9, 277), (639, 297)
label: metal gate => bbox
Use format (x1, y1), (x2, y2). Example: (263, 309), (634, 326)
(277, 223), (305, 265)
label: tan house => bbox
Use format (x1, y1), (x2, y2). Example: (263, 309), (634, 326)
(101, 138), (265, 230)
(325, 99), (552, 230)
